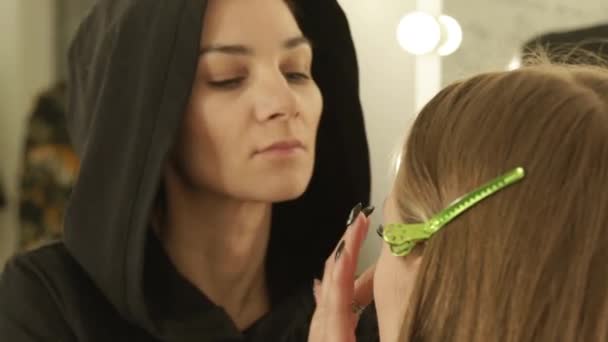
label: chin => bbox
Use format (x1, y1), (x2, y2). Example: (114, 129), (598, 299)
(265, 177), (310, 202)
(249, 169), (313, 203)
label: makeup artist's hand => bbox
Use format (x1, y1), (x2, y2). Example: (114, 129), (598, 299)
(308, 211), (375, 342)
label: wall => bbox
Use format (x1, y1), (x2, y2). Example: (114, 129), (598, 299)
(338, 0), (418, 272)
(0, 0), (56, 267)
(443, 0), (608, 84)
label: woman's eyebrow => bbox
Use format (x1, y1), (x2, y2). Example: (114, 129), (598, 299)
(200, 44), (252, 56)
(283, 35), (311, 50)
(200, 35), (311, 56)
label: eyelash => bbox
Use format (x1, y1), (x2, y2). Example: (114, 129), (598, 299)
(207, 72), (311, 89)
(285, 72), (311, 82)
(207, 78), (245, 89)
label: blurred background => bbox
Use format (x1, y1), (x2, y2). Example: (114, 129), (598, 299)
(0, 0), (606, 270)
(0, 0), (94, 265)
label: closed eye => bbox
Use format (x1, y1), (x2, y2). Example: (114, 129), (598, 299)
(285, 72), (311, 83)
(207, 72), (310, 89)
(207, 77), (245, 89)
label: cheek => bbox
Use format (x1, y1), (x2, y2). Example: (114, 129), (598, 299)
(180, 98), (245, 179)
(374, 244), (419, 315)
(189, 96), (243, 150)
(182, 108), (215, 160)
(374, 244), (404, 341)
(300, 85), (323, 128)
(313, 87), (323, 122)
(374, 245), (396, 310)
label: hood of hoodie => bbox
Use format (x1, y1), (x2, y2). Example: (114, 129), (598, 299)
(64, 0), (370, 334)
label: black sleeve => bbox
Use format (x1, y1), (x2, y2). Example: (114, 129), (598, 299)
(0, 256), (75, 341)
(356, 302), (380, 342)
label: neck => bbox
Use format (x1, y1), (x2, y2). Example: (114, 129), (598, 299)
(159, 170), (271, 330)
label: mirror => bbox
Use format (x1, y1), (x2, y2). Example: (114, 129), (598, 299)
(443, 0), (608, 84)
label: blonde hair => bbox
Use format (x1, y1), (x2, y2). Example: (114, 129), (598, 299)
(522, 41), (608, 67)
(395, 63), (608, 341)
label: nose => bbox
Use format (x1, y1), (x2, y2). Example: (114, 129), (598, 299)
(252, 71), (298, 122)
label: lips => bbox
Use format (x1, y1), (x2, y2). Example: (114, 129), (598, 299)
(256, 139), (305, 154)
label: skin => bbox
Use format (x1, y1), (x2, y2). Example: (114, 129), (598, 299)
(159, 0), (322, 330)
(373, 192), (421, 342)
(309, 190), (421, 342)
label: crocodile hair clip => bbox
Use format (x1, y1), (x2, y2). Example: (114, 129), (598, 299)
(378, 167), (526, 257)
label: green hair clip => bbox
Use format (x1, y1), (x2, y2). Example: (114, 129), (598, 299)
(380, 167), (525, 257)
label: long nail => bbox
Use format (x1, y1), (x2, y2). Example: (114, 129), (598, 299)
(376, 224), (384, 238)
(347, 203), (363, 226)
(335, 240), (346, 261)
(362, 205), (375, 217)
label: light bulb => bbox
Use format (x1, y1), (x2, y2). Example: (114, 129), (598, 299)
(396, 12), (441, 55)
(437, 15), (462, 56)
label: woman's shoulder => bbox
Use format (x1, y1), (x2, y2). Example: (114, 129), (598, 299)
(1, 241), (87, 300)
(1, 242), (157, 340)
(4, 241), (73, 274)
(0, 242), (78, 340)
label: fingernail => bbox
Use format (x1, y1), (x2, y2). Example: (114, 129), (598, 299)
(376, 224), (384, 238)
(362, 205), (375, 217)
(335, 240), (346, 261)
(347, 203), (363, 226)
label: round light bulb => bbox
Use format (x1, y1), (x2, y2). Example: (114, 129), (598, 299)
(396, 12), (441, 55)
(436, 15), (462, 56)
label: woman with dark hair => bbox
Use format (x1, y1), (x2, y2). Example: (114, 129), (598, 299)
(0, 0), (375, 340)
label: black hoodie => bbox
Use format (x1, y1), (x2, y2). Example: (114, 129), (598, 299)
(0, 0), (374, 341)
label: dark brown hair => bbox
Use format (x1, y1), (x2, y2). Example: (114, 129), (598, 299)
(395, 64), (608, 341)
(285, 0), (297, 12)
